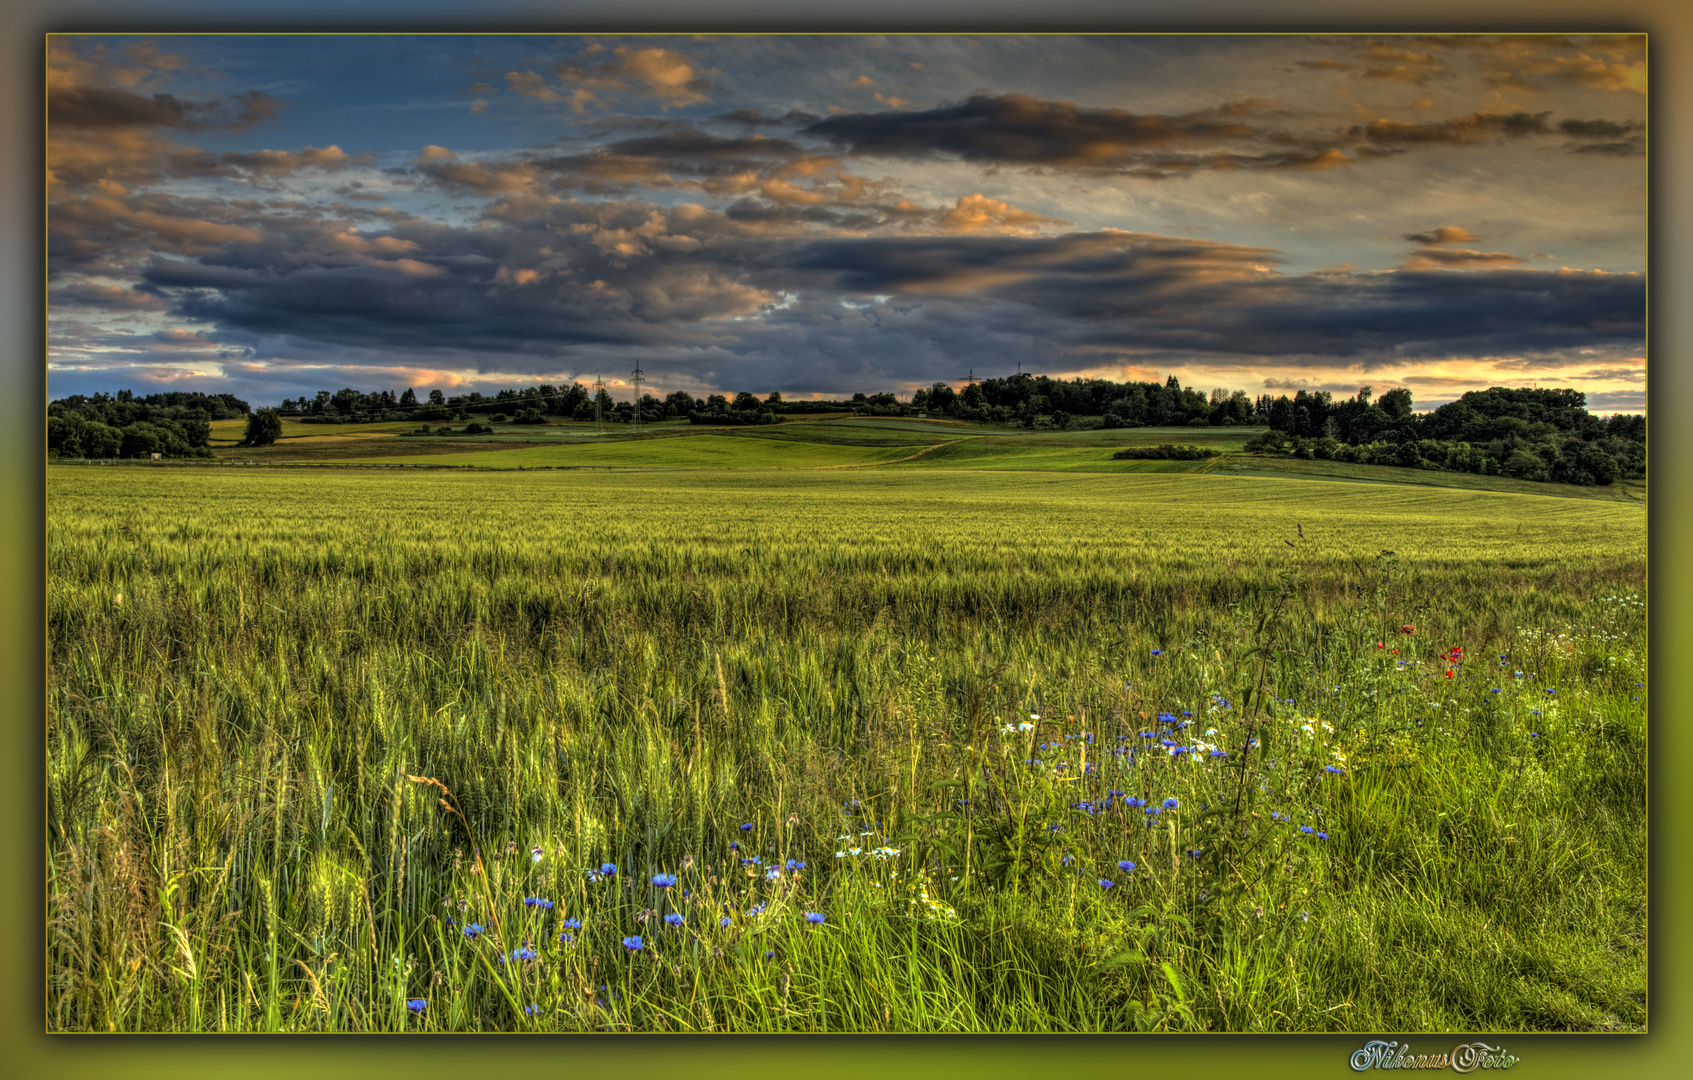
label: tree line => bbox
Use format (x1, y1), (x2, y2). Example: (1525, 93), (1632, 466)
(269, 373), (1259, 431)
(47, 390), (248, 459)
(1246, 386), (1645, 486)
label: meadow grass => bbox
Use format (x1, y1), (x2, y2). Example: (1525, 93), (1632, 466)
(345, 433), (925, 469)
(46, 466), (1645, 1032)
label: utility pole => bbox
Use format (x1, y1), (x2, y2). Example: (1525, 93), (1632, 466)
(630, 360), (645, 431)
(592, 375), (605, 434)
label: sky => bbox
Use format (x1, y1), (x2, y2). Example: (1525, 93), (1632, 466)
(45, 33), (1647, 412)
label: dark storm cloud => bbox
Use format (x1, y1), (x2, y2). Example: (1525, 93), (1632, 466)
(713, 108), (823, 128)
(118, 197), (1641, 386)
(803, 95), (1642, 175)
(803, 93), (1265, 168)
(50, 84), (282, 132)
(1345, 111), (1554, 145)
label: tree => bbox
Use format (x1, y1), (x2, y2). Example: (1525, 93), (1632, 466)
(1379, 387), (1414, 419)
(428, 389), (446, 406)
(401, 387), (418, 406)
(243, 408), (283, 446)
(732, 392), (761, 411)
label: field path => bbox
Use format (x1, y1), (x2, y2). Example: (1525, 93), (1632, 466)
(822, 438), (970, 469)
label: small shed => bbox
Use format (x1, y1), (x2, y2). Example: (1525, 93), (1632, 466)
(150, 452), (161, 460)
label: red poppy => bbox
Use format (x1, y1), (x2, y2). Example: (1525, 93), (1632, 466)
(1444, 669), (1454, 679)
(1400, 623), (1416, 634)
(1375, 642), (1385, 649)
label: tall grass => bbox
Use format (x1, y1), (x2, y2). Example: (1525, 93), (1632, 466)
(46, 467), (1645, 1031)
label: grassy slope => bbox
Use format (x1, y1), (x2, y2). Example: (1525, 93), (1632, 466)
(342, 432), (924, 469)
(201, 417), (1637, 500)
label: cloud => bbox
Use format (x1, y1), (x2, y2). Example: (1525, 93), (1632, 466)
(49, 281), (172, 311)
(50, 84), (282, 132)
(1399, 248), (1525, 271)
(1470, 35), (1646, 94)
(1572, 365), (1645, 383)
(1345, 110), (1554, 145)
(803, 93), (1264, 169)
(803, 93), (1640, 178)
(1404, 226), (1480, 246)
(934, 194), (1068, 235)
(1582, 389), (1645, 412)
(1358, 40), (1450, 84)
(75, 187), (1636, 399)
(538, 45), (714, 113)
(216, 145), (374, 177)
(504, 70), (564, 103)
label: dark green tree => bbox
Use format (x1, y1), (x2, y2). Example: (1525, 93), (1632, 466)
(243, 408), (283, 446)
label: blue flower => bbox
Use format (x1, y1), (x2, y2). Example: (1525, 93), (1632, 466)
(560, 917), (581, 930)
(1187, 848), (1202, 859)
(764, 950), (775, 959)
(1324, 765), (1344, 774)
(621, 936), (643, 952)
(728, 840), (740, 851)
(406, 998), (427, 1014)
(1300, 825), (1315, 835)
(1098, 878), (1114, 889)
(530, 846), (544, 863)
(1162, 798), (1179, 810)
(1316, 832), (1329, 840)
(664, 912), (685, 928)
(463, 922), (484, 941)
(804, 912), (826, 924)
(1150, 649), (1163, 656)
(523, 897), (553, 909)
(524, 1004), (541, 1016)
(599, 862), (617, 878)
(785, 859), (805, 870)
(1118, 860), (1136, 873)
(740, 822), (754, 831)
(746, 903), (766, 917)
(651, 873), (677, 888)
(720, 916), (733, 928)
(558, 931), (575, 945)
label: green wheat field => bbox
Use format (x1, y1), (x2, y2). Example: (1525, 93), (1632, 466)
(47, 424), (1646, 1033)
